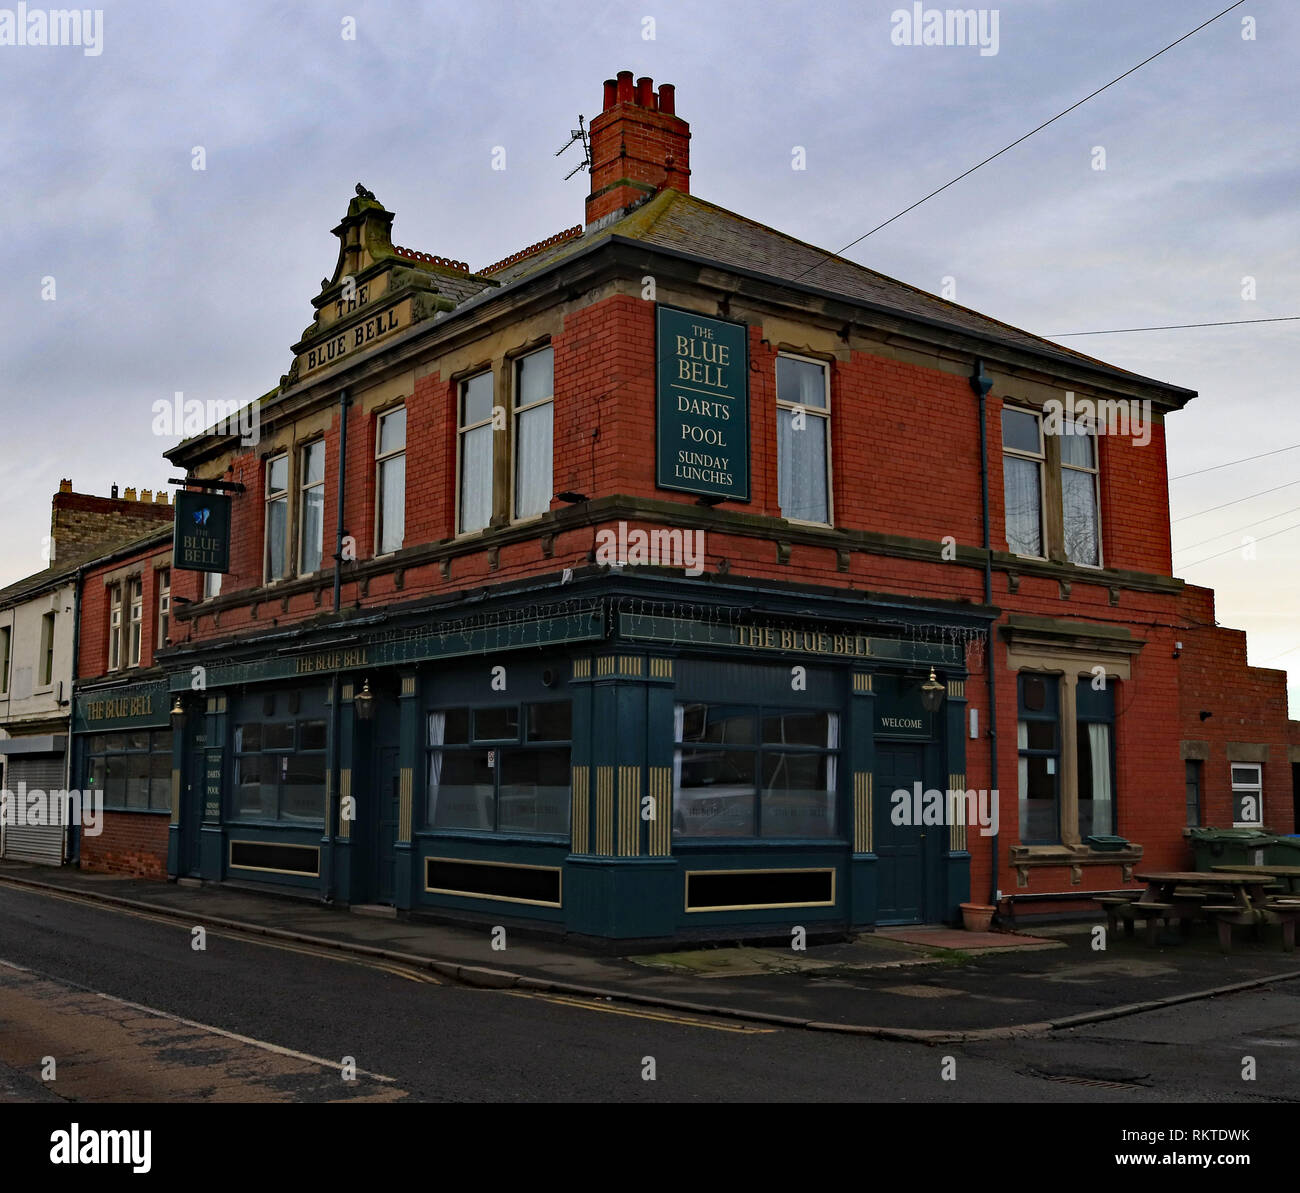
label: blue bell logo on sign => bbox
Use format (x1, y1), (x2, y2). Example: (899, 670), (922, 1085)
(174, 490), (231, 574)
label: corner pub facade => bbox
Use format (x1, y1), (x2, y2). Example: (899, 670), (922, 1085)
(72, 71), (1298, 942)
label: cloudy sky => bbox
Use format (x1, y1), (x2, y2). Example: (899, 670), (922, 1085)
(2, 0), (1296, 710)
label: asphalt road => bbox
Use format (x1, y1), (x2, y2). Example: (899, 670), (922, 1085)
(1, 883), (1298, 1103)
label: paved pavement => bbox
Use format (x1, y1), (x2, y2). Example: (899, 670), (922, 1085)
(2, 861), (1298, 1039)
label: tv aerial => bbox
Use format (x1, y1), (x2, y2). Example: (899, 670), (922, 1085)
(556, 115), (591, 181)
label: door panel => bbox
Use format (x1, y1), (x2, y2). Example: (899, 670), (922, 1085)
(373, 745), (400, 904)
(874, 744), (925, 923)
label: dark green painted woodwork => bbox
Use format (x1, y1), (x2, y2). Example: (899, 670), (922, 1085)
(655, 306), (750, 502)
(138, 574), (984, 936)
(173, 490), (231, 574)
(74, 680), (169, 733)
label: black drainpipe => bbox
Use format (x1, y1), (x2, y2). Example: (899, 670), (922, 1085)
(325, 388), (351, 903)
(971, 359), (1000, 909)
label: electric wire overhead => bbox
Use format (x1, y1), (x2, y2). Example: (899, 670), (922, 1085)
(793, 1), (1247, 279)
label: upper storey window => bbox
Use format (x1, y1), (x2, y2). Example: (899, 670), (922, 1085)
(1002, 407), (1044, 558)
(375, 407), (406, 554)
(775, 355), (831, 525)
(458, 372), (494, 535)
(513, 347), (554, 521)
(265, 454), (289, 582)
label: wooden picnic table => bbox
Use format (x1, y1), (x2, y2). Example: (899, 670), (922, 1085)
(1133, 870), (1294, 951)
(1211, 864), (1300, 894)
(1134, 870), (1275, 912)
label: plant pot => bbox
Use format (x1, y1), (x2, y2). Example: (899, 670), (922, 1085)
(959, 902), (995, 932)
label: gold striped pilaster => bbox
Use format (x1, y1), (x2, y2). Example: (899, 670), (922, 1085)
(205, 694), (227, 714)
(572, 766), (590, 853)
(170, 768), (181, 825)
(648, 767), (672, 856)
(573, 658), (591, 679)
(947, 679), (966, 700)
(341, 682), (355, 702)
(618, 766), (641, 856)
(948, 773), (968, 851)
(401, 675), (417, 696)
(595, 655), (643, 678)
(853, 673), (873, 694)
(398, 768), (413, 841)
(338, 768), (352, 837)
(596, 766), (615, 855)
(853, 771), (873, 853)
(649, 658), (674, 679)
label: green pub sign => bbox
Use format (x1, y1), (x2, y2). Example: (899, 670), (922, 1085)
(656, 306), (750, 501)
(173, 490), (231, 574)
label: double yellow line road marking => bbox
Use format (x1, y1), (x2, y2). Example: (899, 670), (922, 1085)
(2, 879), (776, 1031)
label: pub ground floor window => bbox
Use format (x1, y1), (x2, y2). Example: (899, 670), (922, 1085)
(426, 701), (572, 836)
(672, 703), (839, 838)
(231, 688), (327, 823)
(85, 730), (172, 811)
(1017, 671), (1117, 845)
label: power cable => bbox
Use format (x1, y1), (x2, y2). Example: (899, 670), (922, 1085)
(1173, 504), (1300, 554)
(793, 1), (1247, 278)
(1172, 479), (1300, 522)
(1179, 519), (1300, 568)
(1051, 316), (1300, 337)
(1172, 442), (1300, 480)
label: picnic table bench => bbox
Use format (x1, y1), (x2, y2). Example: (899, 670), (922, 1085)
(1133, 871), (1280, 952)
(1210, 864), (1300, 894)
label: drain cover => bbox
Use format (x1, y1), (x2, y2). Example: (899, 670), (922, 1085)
(1025, 1064), (1151, 1091)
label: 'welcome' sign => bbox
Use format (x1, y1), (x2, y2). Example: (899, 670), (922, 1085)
(655, 306), (749, 501)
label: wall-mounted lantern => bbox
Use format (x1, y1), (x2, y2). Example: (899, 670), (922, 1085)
(919, 667), (946, 714)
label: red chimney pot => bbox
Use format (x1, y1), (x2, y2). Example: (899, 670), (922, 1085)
(658, 83), (675, 115)
(636, 76), (655, 108)
(602, 78), (617, 109)
(615, 70), (634, 104)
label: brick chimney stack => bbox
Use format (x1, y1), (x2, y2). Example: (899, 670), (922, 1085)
(585, 71), (690, 226)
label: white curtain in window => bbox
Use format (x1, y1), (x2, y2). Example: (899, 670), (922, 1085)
(426, 712), (445, 824)
(1003, 457), (1041, 555)
(672, 704), (685, 790)
(301, 487), (324, 573)
(1062, 469), (1099, 565)
(267, 498), (288, 579)
(515, 401), (553, 518)
(379, 455), (406, 553)
(777, 410), (828, 522)
(1087, 722), (1112, 834)
(460, 426), (493, 532)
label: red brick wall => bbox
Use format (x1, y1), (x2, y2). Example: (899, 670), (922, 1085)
(80, 812), (169, 878)
(1177, 584), (1295, 834)
(158, 286), (1298, 910)
(78, 542), (174, 679)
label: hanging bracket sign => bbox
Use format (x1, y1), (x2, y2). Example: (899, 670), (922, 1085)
(173, 490), (231, 574)
(655, 306), (750, 501)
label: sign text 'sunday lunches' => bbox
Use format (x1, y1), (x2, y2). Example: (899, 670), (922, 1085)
(656, 307), (749, 501)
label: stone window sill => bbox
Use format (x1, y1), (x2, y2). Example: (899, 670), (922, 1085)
(1010, 843), (1144, 867)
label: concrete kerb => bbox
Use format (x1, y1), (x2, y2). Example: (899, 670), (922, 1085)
(3, 872), (1298, 1043)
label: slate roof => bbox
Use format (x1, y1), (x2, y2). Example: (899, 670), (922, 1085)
(482, 189), (1191, 393)
(0, 525), (172, 609)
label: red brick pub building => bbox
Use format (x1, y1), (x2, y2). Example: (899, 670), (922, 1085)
(71, 71), (1299, 940)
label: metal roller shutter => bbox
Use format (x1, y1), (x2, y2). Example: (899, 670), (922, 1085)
(1, 755), (68, 864)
